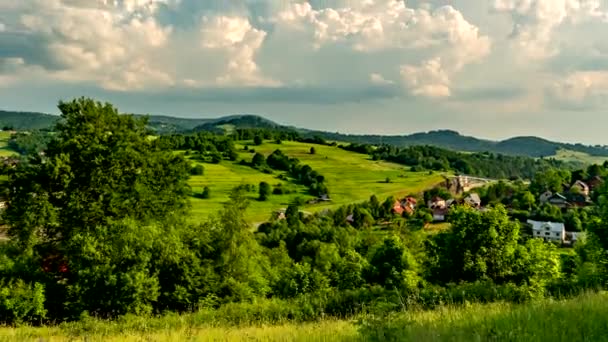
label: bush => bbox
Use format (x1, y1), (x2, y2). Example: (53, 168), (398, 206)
(253, 136), (263, 146)
(190, 165), (205, 176)
(0, 280), (47, 324)
(202, 186), (211, 199)
(259, 182), (272, 201)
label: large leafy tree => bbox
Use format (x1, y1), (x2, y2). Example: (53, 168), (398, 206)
(4, 98), (191, 317)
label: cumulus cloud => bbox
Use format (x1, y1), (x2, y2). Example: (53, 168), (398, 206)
(548, 71), (608, 109)
(492, 0), (608, 59)
(275, 1), (490, 97)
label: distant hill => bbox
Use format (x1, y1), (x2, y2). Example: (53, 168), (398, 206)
(0, 111), (59, 130)
(2, 110), (608, 159)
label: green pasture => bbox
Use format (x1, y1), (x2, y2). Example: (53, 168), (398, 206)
(187, 140), (444, 223)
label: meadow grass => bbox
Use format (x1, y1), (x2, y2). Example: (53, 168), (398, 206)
(0, 131), (16, 157)
(187, 140), (444, 223)
(552, 149), (608, 165)
(3, 292), (608, 341)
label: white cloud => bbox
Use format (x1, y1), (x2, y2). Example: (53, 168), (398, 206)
(200, 16), (278, 86)
(549, 71), (608, 108)
(492, 0), (608, 59)
(370, 73), (394, 85)
(400, 58), (451, 98)
(275, 1), (490, 97)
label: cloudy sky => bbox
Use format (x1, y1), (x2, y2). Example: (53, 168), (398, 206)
(1, 0), (608, 143)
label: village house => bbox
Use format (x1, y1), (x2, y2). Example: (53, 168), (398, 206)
(570, 180), (590, 196)
(547, 193), (569, 209)
(427, 197), (447, 210)
(527, 220), (565, 243)
(393, 197), (417, 216)
(539, 191), (553, 204)
(464, 193), (481, 208)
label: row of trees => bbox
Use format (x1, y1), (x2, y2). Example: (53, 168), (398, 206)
(341, 143), (572, 179)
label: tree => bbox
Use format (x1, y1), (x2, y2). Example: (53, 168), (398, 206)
(202, 186), (211, 199)
(191, 164), (205, 176)
(426, 206), (521, 284)
(520, 191), (535, 210)
(310, 147), (316, 155)
(4, 98), (192, 318)
(251, 153), (266, 168)
(259, 182), (271, 201)
(253, 135), (263, 146)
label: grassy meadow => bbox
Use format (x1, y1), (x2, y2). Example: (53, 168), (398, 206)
(0, 131), (15, 157)
(188, 140), (444, 223)
(552, 149), (608, 165)
(3, 292), (608, 341)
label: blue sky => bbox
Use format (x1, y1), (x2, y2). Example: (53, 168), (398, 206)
(1, 0), (608, 143)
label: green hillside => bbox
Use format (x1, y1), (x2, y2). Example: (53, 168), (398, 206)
(187, 140), (444, 223)
(552, 148), (608, 165)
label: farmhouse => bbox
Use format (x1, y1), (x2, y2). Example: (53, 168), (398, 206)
(527, 220), (565, 243)
(570, 180), (590, 196)
(547, 193), (569, 209)
(393, 197), (417, 215)
(428, 197), (447, 210)
(464, 193), (481, 208)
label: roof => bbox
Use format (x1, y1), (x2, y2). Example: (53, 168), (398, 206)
(527, 220), (565, 233)
(550, 193), (568, 201)
(572, 180), (589, 189)
(465, 193), (481, 204)
(431, 196), (445, 202)
(405, 197), (417, 204)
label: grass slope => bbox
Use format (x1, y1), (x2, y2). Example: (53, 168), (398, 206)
(0, 131), (16, 157)
(187, 141), (444, 223)
(552, 148), (608, 165)
(4, 292), (608, 341)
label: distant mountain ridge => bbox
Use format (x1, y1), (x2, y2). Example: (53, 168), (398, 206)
(1, 110), (607, 158)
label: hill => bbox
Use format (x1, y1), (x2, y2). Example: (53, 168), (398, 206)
(3, 109), (608, 160)
(187, 140), (444, 223)
(0, 110), (59, 130)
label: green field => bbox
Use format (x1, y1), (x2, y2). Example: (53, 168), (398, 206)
(0, 131), (16, 157)
(552, 149), (608, 165)
(187, 141), (444, 223)
(4, 292), (607, 341)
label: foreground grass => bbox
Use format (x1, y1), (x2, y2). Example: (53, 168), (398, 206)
(188, 140), (444, 223)
(4, 292), (608, 341)
(361, 291), (608, 341)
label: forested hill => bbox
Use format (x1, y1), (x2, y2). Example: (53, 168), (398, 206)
(2, 109), (608, 158)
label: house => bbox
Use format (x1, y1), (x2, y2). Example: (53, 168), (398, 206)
(393, 197), (417, 216)
(539, 191), (553, 204)
(565, 231), (585, 246)
(567, 193), (592, 207)
(428, 197), (447, 210)
(547, 193), (569, 209)
(464, 193), (481, 208)
(432, 208), (448, 222)
(527, 220), (565, 243)
(570, 180), (590, 196)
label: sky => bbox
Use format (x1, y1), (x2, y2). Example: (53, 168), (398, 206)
(1, 0), (608, 144)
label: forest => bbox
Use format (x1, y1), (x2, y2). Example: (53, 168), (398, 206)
(1, 99), (608, 335)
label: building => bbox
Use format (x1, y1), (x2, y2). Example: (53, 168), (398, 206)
(428, 197), (447, 210)
(527, 220), (565, 243)
(393, 197), (417, 216)
(539, 191), (553, 204)
(570, 180), (590, 196)
(547, 193), (569, 209)
(464, 193), (481, 208)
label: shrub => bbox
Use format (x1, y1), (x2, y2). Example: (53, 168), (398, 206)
(202, 186), (211, 199)
(0, 280), (47, 324)
(190, 165), (204, 176)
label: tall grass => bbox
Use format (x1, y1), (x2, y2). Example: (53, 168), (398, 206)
(360, 291), (608, 341)
(1, 292), (608, 341)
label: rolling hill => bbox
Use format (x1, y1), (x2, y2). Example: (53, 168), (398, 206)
(187, 140), (444, 223)
(2, 110), (608, 160)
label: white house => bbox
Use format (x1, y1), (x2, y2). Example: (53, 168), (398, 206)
(527, 219), (565, 243)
